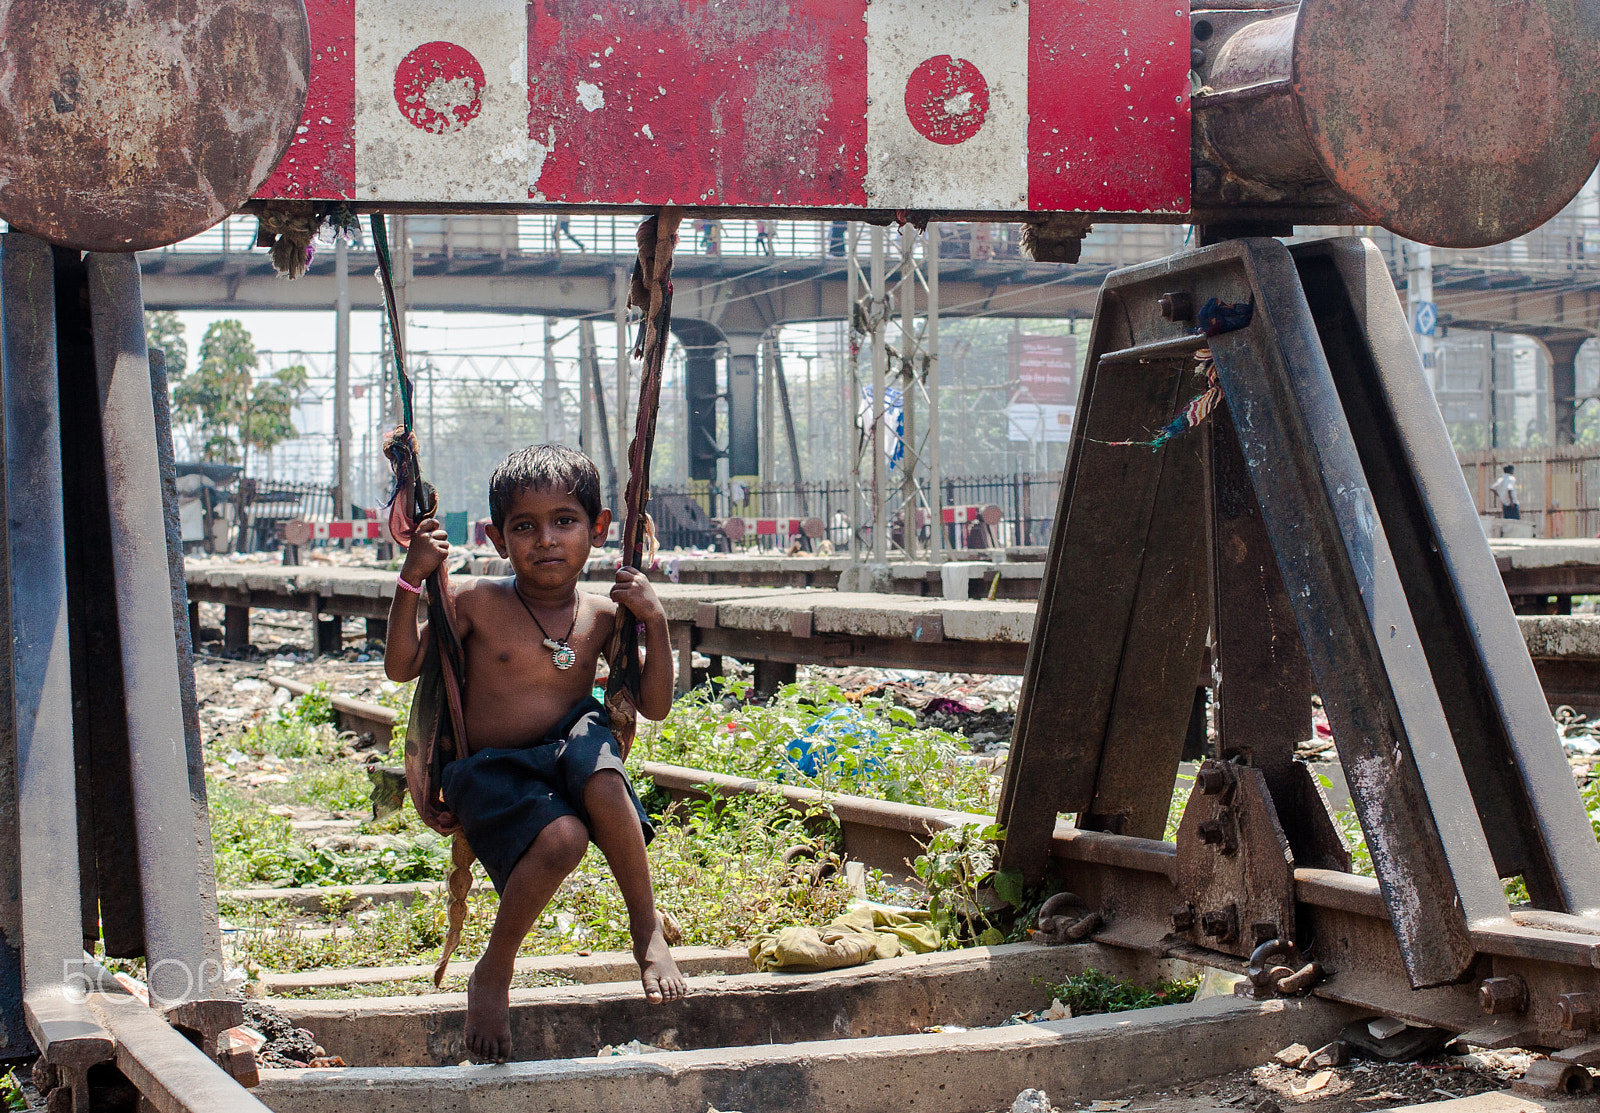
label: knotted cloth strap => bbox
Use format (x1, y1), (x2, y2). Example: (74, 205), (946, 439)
(371, 213), (475, 984)
(604, 209), (681, 755)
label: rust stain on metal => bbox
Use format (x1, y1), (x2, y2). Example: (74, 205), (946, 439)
(0, 0), (310, 252)
(1293, 0), (1600, 248)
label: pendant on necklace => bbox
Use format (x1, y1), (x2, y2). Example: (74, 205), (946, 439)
(543, 638), (577, 670)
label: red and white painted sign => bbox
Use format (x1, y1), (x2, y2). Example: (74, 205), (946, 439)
(257, 0), (1189, 213)
(719, 516), (826, 542)
(283, 518), (387, 544)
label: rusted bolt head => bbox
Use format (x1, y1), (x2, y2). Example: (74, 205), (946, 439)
(1196, 759), (1233, 796)
(1191, 47), (1207, 68)
(1158, 291), (1194, 321)
(1201, 907), (1237, 942)
(1170, 904), (1195, 932)
(1478, 975), (1528, 1016)
(1557, 992), (1598, 1032)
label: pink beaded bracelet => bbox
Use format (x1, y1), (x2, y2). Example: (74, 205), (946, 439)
(395, 573), (424, 595)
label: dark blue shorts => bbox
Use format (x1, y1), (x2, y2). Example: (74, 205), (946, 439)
(440, 696), (655, 893)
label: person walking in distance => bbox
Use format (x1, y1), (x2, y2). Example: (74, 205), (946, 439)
(1490, 464), (1520, 520)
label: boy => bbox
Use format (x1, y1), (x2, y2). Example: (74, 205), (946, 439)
(385, 445), (685, 1062)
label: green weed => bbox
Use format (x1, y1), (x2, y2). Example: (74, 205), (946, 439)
(647, 678), (997, 814)
(230, 788), (885, 973)
(302, 764), (372, 815)
(1047, 967), (1199, 1016)
(376, 680), (414, 753)
(912, 821), (1007, 948)
(2, 1069), (27, 1112)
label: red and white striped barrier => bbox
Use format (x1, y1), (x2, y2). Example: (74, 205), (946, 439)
(254, 0), (1188, 214)
(283, 519), (386, 546)
(719, 517), (827, 543)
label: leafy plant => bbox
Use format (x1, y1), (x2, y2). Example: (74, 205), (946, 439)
(2, 1068), (28, 1113)
(1047, 967), (1199, 1016)
(293, 683), (336, 727)
(376, 680), (415, 754)
(912, 821), (1007, 947)
(649, 678), (996, 814)
(303, 765), (377, 815)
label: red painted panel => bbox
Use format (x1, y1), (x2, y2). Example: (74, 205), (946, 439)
(257, 0), (354, 199)
(527, 0), (866, 207)
(251, 0), (1191, 212)
(1028, 0), (1190, 213)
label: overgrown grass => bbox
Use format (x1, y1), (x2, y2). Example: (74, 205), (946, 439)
(643, 678), (997, 814)
(1046, 967), (1200, 1016)
(228, 789), (888, 973)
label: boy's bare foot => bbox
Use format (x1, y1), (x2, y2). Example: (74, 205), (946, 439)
(464, 967), (514, 1062)
(635, 911), (688, 1003)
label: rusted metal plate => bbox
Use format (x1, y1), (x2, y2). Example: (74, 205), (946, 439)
(251, 0), (1190, 213)
(1292, 0), (1600, 248)
(0, 0), (310, 251)
(1173, 764), (1297, 959)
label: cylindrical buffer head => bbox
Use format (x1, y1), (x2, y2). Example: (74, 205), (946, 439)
(1195, 0), (1600, 247)
(0, 0), (310, 252)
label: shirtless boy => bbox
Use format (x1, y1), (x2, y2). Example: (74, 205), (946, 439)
(384, 444), (687, 1062)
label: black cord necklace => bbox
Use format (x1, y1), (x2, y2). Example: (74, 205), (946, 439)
(515, 587), (579, 670)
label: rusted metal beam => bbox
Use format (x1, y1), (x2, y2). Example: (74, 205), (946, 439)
(89, 986), (271, 1113)
(1288, 237), (1600, 916)
(87, 253), (231, 1012)
(0, 232), (115, 1081)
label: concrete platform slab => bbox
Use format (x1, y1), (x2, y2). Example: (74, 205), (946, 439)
(259, 947), (753, 994)
(270, 942), (1169, 1068)
(255, 994), (1357, 1113)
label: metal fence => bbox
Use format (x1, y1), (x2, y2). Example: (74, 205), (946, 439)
(145, 214), (1035, 264)
(240, 478), (337, 550)
(1459, 447), (1600, 539)
(648, 472), (1061, 553)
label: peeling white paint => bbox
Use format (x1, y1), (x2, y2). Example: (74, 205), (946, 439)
(863, 0), (1028, 210)
(641, 123), (654, 139)
(354, 0), (528, 202)
(577, 82), (605, 111)
(527, 123), (556, 198)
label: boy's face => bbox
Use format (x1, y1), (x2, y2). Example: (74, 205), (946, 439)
(485, 485), (611, 589)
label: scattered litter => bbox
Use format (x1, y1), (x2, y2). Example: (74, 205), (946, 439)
(782, 706), (885, 778)
(1011, 1089), (1055, 1113)
(597, 1040), (666, 1057)
(232, 678), (268, 692)
(1303, 1039), (1349, 1070)
(923, 1024), (969, 1034)
(225, 1025), (266, 1053)
(1086, 1102), (1130, 1112)
(1271, 1043), (1310, 1069)
(553, 912), (590, 943)
(1291, 1069), (1333, 1096)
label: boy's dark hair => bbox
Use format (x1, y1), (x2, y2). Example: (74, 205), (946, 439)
(489, 445), (603, 530)
(1504, 464), (1515, 474)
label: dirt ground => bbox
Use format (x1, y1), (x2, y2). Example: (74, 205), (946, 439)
(981, 1047), (1534, 1113)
